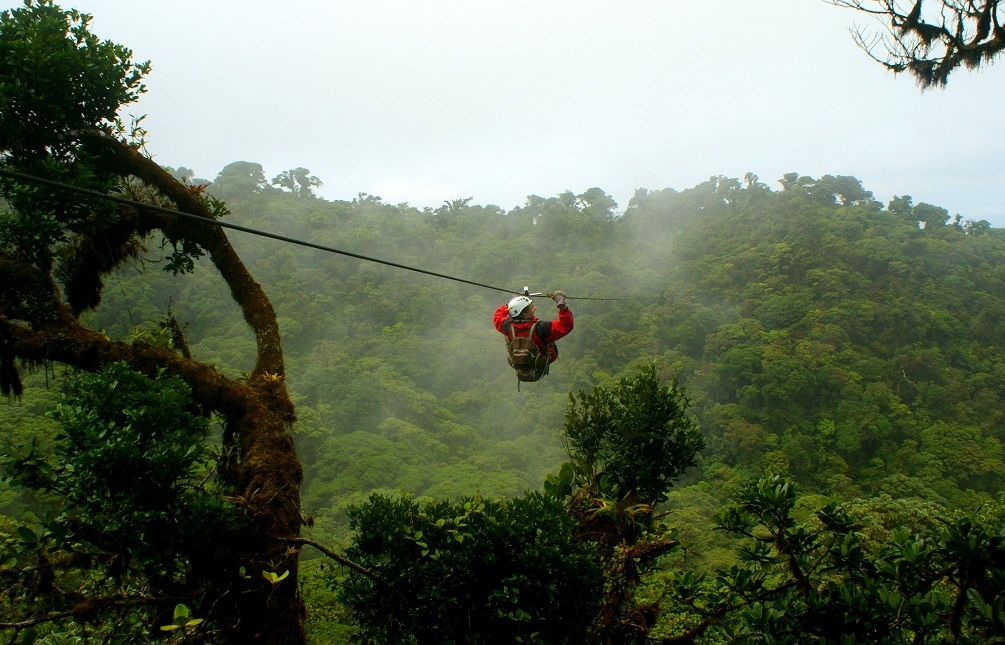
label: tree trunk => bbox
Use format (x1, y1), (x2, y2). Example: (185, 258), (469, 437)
(0, 131), (308, 643)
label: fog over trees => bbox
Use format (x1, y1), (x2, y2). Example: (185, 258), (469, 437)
(2, 1), (1005, 643)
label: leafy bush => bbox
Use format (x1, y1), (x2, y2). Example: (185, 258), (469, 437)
(564, 363), (704, 506)
(1, 363), (244, 641)
(38, 362), (239, 574)
(662, 474), (1005, 643)
(338, 491), (602, 644)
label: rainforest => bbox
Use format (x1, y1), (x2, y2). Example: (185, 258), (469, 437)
(2, 2), (1005, 644)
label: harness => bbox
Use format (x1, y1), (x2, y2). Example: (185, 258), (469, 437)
(504, 318), (550, 389)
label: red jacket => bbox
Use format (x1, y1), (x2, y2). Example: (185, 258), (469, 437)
(494, 304), (574, 364)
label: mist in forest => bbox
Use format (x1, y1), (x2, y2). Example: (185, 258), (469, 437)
(55, 0), (1005, 227)
(8, 158), (1005, 543)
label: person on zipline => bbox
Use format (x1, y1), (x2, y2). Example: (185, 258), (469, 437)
(494, 291), (573, 383)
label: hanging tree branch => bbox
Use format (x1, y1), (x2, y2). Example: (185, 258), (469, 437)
(826, 0), (1005, 87)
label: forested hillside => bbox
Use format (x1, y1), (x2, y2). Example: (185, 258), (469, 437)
(10, 166), (1002, 530)
(5, 157), (1005, 641)
(4, 1), (1005, 641)
(97, 167), (1005, 515)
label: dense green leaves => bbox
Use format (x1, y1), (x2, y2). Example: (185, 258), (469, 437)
(337, 368), (704, 644)
(11, 165), (996, 642)
(0, 0), (149, 152)
(338, 492), (602, 644)
(0, 364), (244, 642)
(66, 165), (1005, 601)
(565, 364), (704, 505)
(676, 474), (1005, 644)
(5, 363), (241, 574)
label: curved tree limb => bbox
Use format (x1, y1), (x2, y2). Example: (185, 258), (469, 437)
(0, 313), (256, 418)
(72, 128), (288, 387)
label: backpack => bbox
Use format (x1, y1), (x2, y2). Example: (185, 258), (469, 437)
(506, 320), (549, 385)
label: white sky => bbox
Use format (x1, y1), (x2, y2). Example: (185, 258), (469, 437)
(11, 0), (1005, 225)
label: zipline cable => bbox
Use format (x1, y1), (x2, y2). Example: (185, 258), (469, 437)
(0, 168), (517, 294)
(0, 168), (639, 302)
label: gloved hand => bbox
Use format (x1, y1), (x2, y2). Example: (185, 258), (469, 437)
(551, 290), (567, 307)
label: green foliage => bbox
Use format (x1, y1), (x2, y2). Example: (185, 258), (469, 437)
(29, 363), (239, 574)
(5, 94), (1001, 638)
(273, 167), (323, 198)
(71, 169), (1005, 639)
(338, 491), (602, 644)
(212, 161), (270, 200)
(301, 558), (359, 644)
(564, 363), (705, 505)
(0, 0), (149, 152)
(0, 379), (60, 517)
(0, 0), (148, 311)
(0, 3), (308, 641)
(159, 603), (204, 633)
(1, 363), (244, 641)
(662, 474), (1005, 643)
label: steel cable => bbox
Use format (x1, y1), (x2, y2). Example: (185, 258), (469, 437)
(0, 168), (638, 302)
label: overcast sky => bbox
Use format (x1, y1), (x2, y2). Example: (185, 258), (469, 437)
(13, 0), (1005, 225)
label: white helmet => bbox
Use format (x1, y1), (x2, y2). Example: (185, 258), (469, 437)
(507, 295), (533, 317)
